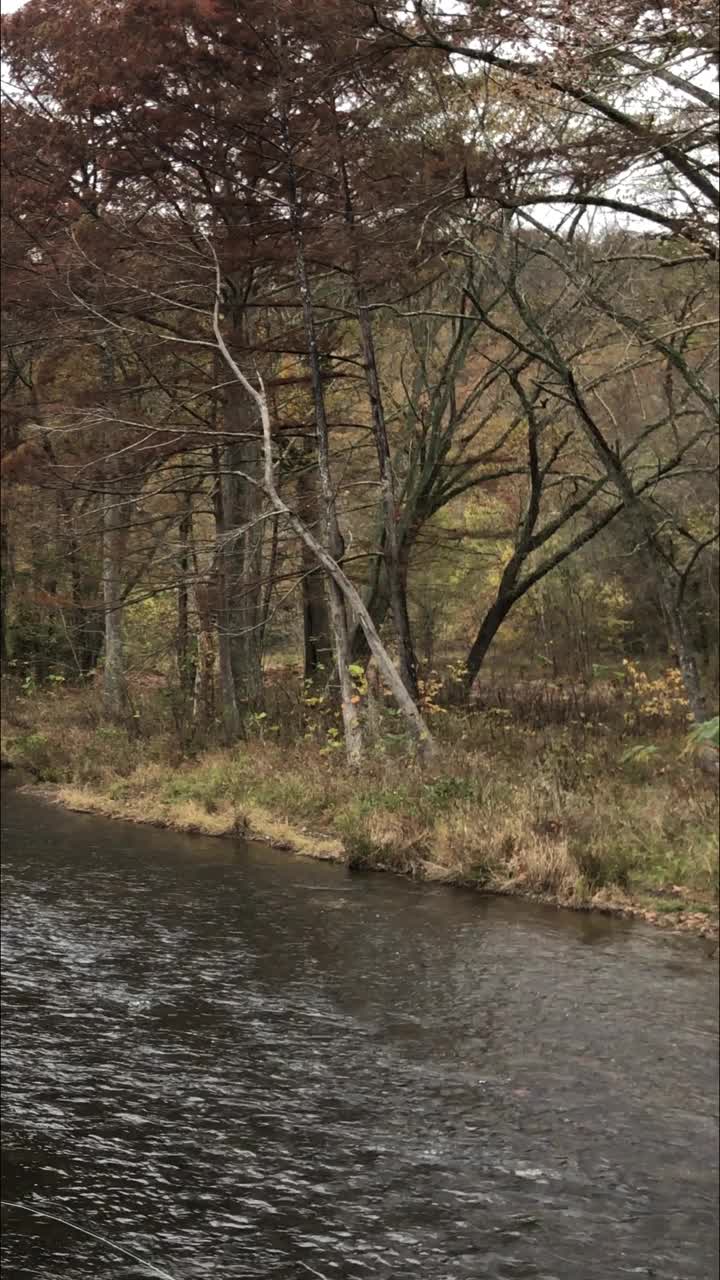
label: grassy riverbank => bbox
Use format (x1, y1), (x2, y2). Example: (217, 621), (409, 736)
(2, 680), (718, 937)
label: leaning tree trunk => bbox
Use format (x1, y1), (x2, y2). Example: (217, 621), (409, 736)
(269, 473), (436, 759)
(463, 597), (516, 694)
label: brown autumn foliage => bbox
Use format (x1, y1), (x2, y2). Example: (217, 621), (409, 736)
(1, 0), (717, 758)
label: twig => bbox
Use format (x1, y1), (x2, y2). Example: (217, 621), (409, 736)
(0, 1201), (176, 1280)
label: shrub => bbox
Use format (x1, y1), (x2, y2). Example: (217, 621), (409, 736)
(572, 840), (637, 891)
(11, 731), (58, 780)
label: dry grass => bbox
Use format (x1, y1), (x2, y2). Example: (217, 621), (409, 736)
(54, 781), (343, 860)
(2, 677), (717, 935)
(58, 785), (239, 837)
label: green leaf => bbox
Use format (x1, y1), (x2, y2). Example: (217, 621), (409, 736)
(684, 716), (720, 753)
(620, 744), (659, 765)
(688, 716), (719, 747)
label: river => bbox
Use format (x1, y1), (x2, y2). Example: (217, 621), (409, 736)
(1, 781), (718, 1279)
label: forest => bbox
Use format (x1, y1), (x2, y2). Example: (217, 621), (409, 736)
(1, 0), (718, 927)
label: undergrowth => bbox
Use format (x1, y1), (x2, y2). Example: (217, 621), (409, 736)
(2, 677), (717, 917)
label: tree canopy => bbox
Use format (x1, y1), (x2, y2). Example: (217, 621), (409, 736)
(2, 0), (717, 760)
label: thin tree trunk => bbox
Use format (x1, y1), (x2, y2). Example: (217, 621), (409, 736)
(223, 372), (264, 715)
(192, 590), (216, 733)
(258, 512), (280, 661)
(102, 487), (130, 721)
(661, 590), (708, 724)
(176, 484), (195, 697)
(296, 435), (333, 687)
(0, 519), (10, 666)
(191, 520), (216, 736)
(67, 529), (102, 675)
(332, 118), (420, 700)
(212, 445), (242, 742)
(349, 542), (391, 667)
(282, 126), (363, 764)
(356, 297), (420, 701)
(365, 662), (383, 742)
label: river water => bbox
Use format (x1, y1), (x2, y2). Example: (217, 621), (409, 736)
(1, 782), (717, 1280)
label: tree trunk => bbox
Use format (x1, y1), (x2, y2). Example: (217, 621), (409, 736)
(67, 532), (103, 675)
(0, 519), (10, 666)
(192, 585), (216, 733)
(101, 488), (130, 721)
(223, 372), (264, 716)
(349, 541), (389, 667)
(356, 296), (420, 701)
(296, 436), (333, 687)
(212, 446), (242, 742)
(282, 500), (435, 758)
(176, 487), (196, 697)
(661, 589), (709, 724)
(191, 510), (217, 735)
(463, 596), (516, 694)
(283, 130), (363, 764)
(348, 514), (420, 673)
(258, 513), (279, 661)
(331, 116), (420, 701)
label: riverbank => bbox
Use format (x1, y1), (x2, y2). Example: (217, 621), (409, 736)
(2, 682), (718, 939)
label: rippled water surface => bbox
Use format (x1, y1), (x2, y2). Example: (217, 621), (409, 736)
(1, 782), (718, 1279)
